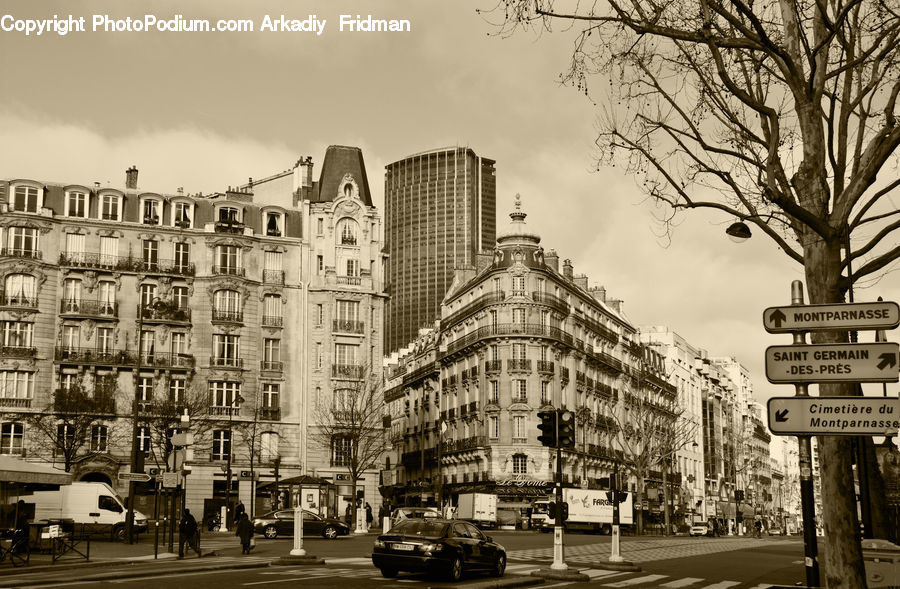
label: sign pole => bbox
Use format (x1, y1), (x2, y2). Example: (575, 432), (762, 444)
(610, 463), (622, 563)
(551, 411), (567, 571)
(790, 280), (820, 588)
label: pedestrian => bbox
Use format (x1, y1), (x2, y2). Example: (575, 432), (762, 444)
(235, 513), (254, 554)
(178, 508), (202, 558)
(235, 500), (246, 520)
(754, 519), (762, 538)
(378, 503), (387, 523)
(365, 503), (373, 531)
(345, 501), (353, 525)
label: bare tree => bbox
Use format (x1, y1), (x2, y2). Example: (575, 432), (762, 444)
(487, 1), (899, 584)
(309, 367), (390, 527)
(142, 377), (214, 472)
(25, 375), (122, 472)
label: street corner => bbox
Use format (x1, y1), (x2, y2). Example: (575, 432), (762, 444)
(271, 554), (326, 565)
(529, 567), (591, 581)
(429, 574), (547, 589)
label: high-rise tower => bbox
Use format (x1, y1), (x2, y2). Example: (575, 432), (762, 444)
(384, 147), (496, 353)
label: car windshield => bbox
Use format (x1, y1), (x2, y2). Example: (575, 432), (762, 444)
(391, 519), (447, 537)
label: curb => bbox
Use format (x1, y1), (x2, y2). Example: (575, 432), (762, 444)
(529, 567), (591, 582)
(429, 574), (545, 589)
(0, 555), (179, 577)
(0, 560), (269, 587)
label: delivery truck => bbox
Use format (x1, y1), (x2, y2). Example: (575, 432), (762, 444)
(455, 493), (497, 527)
(535, 488), (633, 534)
(26, 481), (148, 540)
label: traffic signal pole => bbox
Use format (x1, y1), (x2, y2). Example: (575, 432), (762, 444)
(551, 439), (567, 571)
(609, 465), (623, 563)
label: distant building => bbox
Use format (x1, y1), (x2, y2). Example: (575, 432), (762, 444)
(384, 147), (496, 354)
(0, 145), (386, 520)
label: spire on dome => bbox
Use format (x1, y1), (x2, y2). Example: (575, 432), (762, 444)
(510, 193), (527, 224)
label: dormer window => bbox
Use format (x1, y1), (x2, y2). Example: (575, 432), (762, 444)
(337, 219), (358, 246)
(66, 190), (88, 218)
(12, 185), (40, 213)
(142, 199), (161, 225)
(265, 212), (282, 237)
(100, 193), (120, 221)
(173, 202), (192, 228)
(218, 207), (240, 223)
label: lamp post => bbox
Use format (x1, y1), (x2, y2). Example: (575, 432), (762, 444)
(222, 392), (244, 532)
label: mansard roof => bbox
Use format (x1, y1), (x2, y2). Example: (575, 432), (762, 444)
(312, 145), (373, 207)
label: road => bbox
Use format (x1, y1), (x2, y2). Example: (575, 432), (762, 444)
(11, 531), (808, 589)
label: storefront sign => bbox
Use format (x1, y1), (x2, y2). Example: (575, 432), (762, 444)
(495, 479), (550, 487)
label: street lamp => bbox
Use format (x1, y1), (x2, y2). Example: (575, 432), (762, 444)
(222, 392), (244, 532)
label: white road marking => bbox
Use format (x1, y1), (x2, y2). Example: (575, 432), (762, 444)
(604, 574), (669, 587)
(585, 570), (630, 579)
(698, 582), (742, 589)
(660, 577), (705, 588)
(326, 557), (374, 565)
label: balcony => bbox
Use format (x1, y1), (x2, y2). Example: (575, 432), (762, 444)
(332, 364), (364, 379)
(484, 360), (502, 373)
(54, 389), (116, 414)
(332, 319), (365, 334)
(507, 359), (532, 372)
(1, 248), (41, 260)
(58, 252), (195, 276)
(260, 361), (283, 371)
(133, 259), (196, 277)
(0, 345), (37, 359)
(208, 405), (242, 417)
(442, 291), (506, 330)
(531, 291), (570, 315)
(262, 315), (283, 328)
(136, 352), (195, 369)
(0, 397), (31, 408)
(60, 299), (118, 318)
(214, 220), (245, 234)
(55, 347), (134, 366)
(263, 270), (285, 285)
(0, 293), (37, 309)
(537, 360), (555, 374)
(139, 303), (191, 323)
(212, 265), (245, 277)
(211, 309), (243, 323)
(209, 356), (243, 369)
(259, 407), (281, 421)
(335, 275), (361, 286)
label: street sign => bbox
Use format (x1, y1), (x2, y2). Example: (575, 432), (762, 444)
(765, 342), (899, 383)
(763, 301), (900, 333)
(161, 472), (181, 488)
(767, 396), (900, 436)
(117, 472), (151, 482)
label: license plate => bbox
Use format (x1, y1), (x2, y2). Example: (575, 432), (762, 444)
(392, 543), (414, 551)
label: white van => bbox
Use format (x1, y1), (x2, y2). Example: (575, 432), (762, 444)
(26, 482), (147, 540)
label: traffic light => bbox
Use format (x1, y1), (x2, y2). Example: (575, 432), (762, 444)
(559, 502), (569, 522)
(557, 410), (576, 448)
(537, 410), (558, 447)
(735, 489), (744, 501)
(547, 501), (558, 519)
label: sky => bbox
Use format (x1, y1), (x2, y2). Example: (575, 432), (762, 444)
(1, 0), (897, 411)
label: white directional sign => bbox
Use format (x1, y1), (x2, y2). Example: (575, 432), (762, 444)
(767, 396), (900, 435)
(765, 342), (899, 383)
(763, 301), (900, 333)
(117, 472), (151, 482)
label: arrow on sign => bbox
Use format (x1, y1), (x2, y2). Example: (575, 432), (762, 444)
(775, 409), (789, 422)
(878, 353), (898, 370)
(768, 309), (787, 328)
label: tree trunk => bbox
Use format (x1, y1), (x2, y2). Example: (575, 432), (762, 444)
(636, 476), (644, 535)
(662, 463), (670, 535)
(863, 437), (892, 541)
(804, 238), (866, 589)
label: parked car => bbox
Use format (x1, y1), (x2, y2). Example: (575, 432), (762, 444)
(389, 507), (441, 527)
(252, 509), (350, 539)
(372, 518), (506, 581)
(689, 523), (712, 537)
(768, 527), (785, 536)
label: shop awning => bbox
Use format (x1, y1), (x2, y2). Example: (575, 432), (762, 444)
(258, 475), (332, 490)
(0, 456), (72, 486)
(716, 501), (755, 518)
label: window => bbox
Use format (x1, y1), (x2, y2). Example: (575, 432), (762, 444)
(541, 381), (550, 405)
(316, 304), (324, 327)
(336, 300), (359, 330)
(513, 416), (526, 439)
(169, 376), (185, 403)
(0, 372), (33, 400)
(1, 321), (33, 348)
(489, 380), (499, 404)
(512, 453), (528, 474)
(61, 278), (82, 312)
(170, 332), (186, 357)
(91, 425), (108, 452)
(97, 327), (113, 354)
(490, 345), (499, 362)
(213, 334), (240, 366)
(174, 202), (192, 227)
(334, 343), (358, 366)
(488, 415), (499, 439)
(316, 343), (323, 369)
(493, 278), (502, 294)
(263, 339), (281, 368)
(331, 435), (353, 466)
(337, 219), (358, 245)
(512, 343), (526, 360)
(137, 376), (153, 404)
(218, 206), (240, 223)
(513, 308), (526, 326)
(210, 381), (241, 409)
(513, 379), (527, 403)
(262, 383), (280, 409)
(512, 275), (525, 295)
(61, 325), (80, 351)
(489, 310), (498, 328)
(214, 289), (241, 320)
(101, 194), (120, 221)
(260, 431), (278, 461)
(215, 245), (241, 274)
(140, 284), (157, 308)
(98, 281), (116, 313)
(316, 255), (324, 274)
(345, 258), (359, 277)
(140, 330), (155, 360)
(137, 426), (150, 451)
(212, 430), (231, 461)
(536, 277), (545, 293)
(264, 251), (283, 272)
(142, 199), (161, 224)
(3, 274), (35, 306)
(66, 191), (87, 218)
(173, 243), (190, 272)
(142, 240), (158, 269)
(265, 212), (282, 236)
(263, 294), (282, 321)
(100, 236), (118, 266)
(13, 185), (39, 213)
(316, 218), (324, 235)
(0, 422), (24, 454)
(172, 286), (189, 309)
(9, 227), (39, 256)
(57, 423), (75, 448)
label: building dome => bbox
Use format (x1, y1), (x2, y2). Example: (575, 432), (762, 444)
(497, 194), (541, 247)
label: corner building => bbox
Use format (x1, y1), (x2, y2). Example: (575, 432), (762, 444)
(383, 197), (675, 520)
(384, 147), (496, 354)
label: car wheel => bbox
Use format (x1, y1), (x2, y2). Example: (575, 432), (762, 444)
(113, 525), (126, 542)
(447, 554), (463, 582)
(211, 524), (221, 532)
(492, 553), (506, 577)
(380, 568), (398, 578)
(264, 525), (278, 539)
(322, 526), (338, 539)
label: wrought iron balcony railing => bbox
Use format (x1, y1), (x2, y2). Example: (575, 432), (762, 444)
(332, 364), (364, 379)
(55, 346), (134, 365)
(211, 309), (243, 323)
(262, 315), (283, 327)
(0, 345), (37, 359)
(332, 319), (365, 334)
(139, 304), (191, 322)
(262, 270), (285, 285)
(209, 356), (243, 369)
(1, 248), (41, 260)
(58, 252), (195, 276)
(211, 265), (245, 277)
(260, 361), (283, 371)
(60, 299), (118, 318)
(259, 407), (281, 421)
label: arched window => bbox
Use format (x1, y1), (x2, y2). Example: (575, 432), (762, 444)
(213, 289), (242, 321)
(264, 211), (283, 237)
(4, 274), (36, 306)
(336, 219), (358, 246)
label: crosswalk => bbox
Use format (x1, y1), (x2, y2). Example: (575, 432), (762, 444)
(245, 558), (781, 588)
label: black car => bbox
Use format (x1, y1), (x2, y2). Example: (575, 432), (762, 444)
(252, 509), (350, 539)
(372, 518), (506, 581)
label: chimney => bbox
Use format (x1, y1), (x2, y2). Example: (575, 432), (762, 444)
(562, 259), (574, 280)
(590, 285), (607, 303)
(607, 298), (623, 313)
(545, 249), (559, 272)
(125, 166), (139, 189)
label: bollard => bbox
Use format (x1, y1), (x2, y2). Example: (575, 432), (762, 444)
(382, 516), (391, 532)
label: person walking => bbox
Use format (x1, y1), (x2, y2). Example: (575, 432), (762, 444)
(235, 513), (254, 554)
(178, 509), (202, 558)
(365, 503), (373, 531)
(345, 501), (353, 525)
